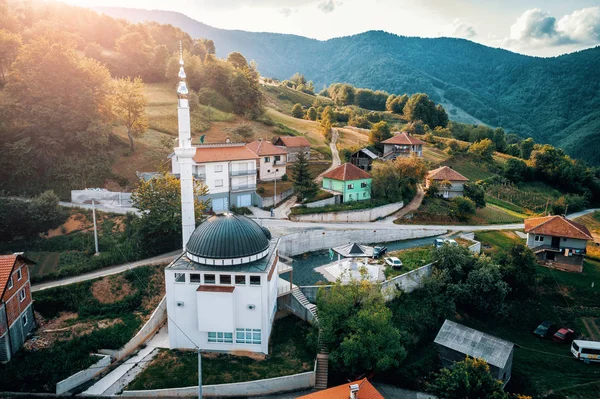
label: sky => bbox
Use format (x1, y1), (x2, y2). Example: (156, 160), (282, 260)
(68, 0), (600, 57)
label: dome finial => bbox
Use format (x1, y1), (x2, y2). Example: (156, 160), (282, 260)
(177, 40), (188, 97)
(179, 40), (184, 65)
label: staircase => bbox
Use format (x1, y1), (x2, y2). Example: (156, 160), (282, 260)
(292, 286), (319, 323)
(314, 332), (329, 389)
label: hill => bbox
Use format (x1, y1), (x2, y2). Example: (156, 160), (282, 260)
(96, 7), (600, 165)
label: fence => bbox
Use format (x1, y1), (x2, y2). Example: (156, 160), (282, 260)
(55, 354), (111, 395)
(71, 189), (132, 207)
(290, 201), (403, 223)
(121, 371), (315, 397)
(257, 188), (294, 208)
(99, 296), (167, 362)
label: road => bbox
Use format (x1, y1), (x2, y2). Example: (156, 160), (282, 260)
(31, 250), (182, 292)
(315, 128), (341, 183)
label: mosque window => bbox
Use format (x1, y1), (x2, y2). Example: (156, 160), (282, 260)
(190, 274), (201, 283)
(208, 332), (233, 343)
(250, 276), (261, 286)
(220, 275), (232, 285)
(236, 328), (261, 344)
(174, 273), (185, 283)
(204, 274), (216, 284)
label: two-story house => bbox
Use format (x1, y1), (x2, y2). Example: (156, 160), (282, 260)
(246, 140), (288, 181)
(171, 143), (259, 211)
(381, 132), (424, 160)
(321, 163), (372, 203)
(273, 136), (311, 162)
(524, 215), (593, 272)
(0, 254), (35, 363)
(426, 166), (469, 198)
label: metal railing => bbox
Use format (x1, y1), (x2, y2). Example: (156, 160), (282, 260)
(273, 160), (287, 166)
(230, 169), (257, 176)
(231, 184), (257, 192)
(193, 173), (206, 180)
(277, 261), (293, 274)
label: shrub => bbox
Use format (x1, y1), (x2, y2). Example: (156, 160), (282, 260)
(291, 103), (304, 118)
(450, 197), (476, 221)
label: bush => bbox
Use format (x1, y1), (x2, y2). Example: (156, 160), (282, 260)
(229, 205), (252, 215)
(281, 174), (289, 181)
(450, 197), (476, 221)
(233, 124), (254, 138)
(291, 103), (304, 118)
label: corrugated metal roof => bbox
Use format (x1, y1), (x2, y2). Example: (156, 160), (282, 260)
(332, 243), (374, 258)
(434, 320), (514, 369)
(359, 148), (379, 159)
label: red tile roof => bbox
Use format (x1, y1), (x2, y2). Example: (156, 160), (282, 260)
(322, 162), (372, 181)
(276, 136), (311, 148)
(197, 285), (235, 293)
(427, 166), (469, 182)
(246, 140), (287, 156)
(382, 132), (425, 145)
(0, 255), (17, 299)
(524, 215), (593, 241)
(193, 145), (259, 163)
(298, 379), (384, 399)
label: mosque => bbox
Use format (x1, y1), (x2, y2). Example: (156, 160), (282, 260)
(164, 48), (289, 355)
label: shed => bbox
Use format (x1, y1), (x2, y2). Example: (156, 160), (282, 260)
(350, 148), (379, 171)
(434, 320), (514, 383)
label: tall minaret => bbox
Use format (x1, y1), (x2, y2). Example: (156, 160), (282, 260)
(174, 42), (196, 251)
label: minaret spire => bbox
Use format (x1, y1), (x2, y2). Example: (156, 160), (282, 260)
(174, 41), (196, 251)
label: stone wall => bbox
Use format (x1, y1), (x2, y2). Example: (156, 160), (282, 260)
(56, 354), (111, 395)
(279, 228), (445, 257)
(121, 371), (315, 397)
(290, 201), (403, 223)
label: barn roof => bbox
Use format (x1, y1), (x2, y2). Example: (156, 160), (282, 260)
(434, 320), (514, 369)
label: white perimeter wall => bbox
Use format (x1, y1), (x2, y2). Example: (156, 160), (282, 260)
(56, 354), (111, 394)
(290, 201), (403, 223)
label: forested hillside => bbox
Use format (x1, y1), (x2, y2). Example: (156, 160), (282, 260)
(97, 7), (600, 165)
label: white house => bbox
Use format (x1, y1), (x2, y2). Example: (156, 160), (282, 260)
(171, 143), (259, 211)
(165, 214), (292, 355)
(524, 215), (593, 273)
(426, 166), (469, 198)
(246, 139), (288, 181)
(381, 132), (424, 160)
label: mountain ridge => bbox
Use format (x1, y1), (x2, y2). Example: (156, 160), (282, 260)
(97, 7), (600, 165)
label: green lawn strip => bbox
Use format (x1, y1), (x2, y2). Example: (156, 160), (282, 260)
(382, 246), (433, 279)
(485, 196), (528, 215)
(127, 315), (316, 390)
(0, 265), (163, 392)
(474, 230), (522, 256)
(486, 203), (527, 220)
(291, 199), (389, 215)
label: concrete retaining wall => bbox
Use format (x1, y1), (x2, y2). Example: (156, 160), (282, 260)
(100, 296), (167, 362)
(290, 201), (403, 223)
(278, 228), (445, 257)
(305, 196), (337, 208)
(71, 190), (132, 206)
(121, 371), (315, 397)
(258, 188), (294, 208)
(56, 354), (111, 395)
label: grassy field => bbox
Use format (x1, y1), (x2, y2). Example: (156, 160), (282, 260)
(474, 230), (523, 256)
(257, 180), (293, 197)
(486, 181), (561, 214)
(422, 145), (451, 165)
(0, 265), (165, 392)
(127, 315), (316, 389)
(261, 84), (332, 114)
(441, 155), (496, 181)
(336, 127), (369, 152)
(266, 108), (331, 157)
(382, 246), (433, 279)
(574, 212), (600, 260)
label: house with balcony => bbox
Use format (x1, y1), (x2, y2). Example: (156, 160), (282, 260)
(1, 254), (35, 363)
(321, 163), (372, 203)
(426, 166), (469, 198)
(170, 143), (259, 211)
(273, 136), (311, 162)
(381, 132), (424, 160)
(246, 140), (288, 181)
(524, 215), (593, 272)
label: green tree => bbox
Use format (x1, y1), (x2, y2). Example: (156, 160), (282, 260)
(320, 106), (335, 137)
(306, 107), (317, 121)
(459, 257), (510, 316)
(463, 182), (486, 208)
(428, 357), (509, 399)
(492, 128), (507, 153)
(226, 51), (248, 69)
(519, 138), (535, 160)
(436, 104), (449, 128)
(404, 93), (444, 127)
(291, 103), (304, 118)
(317, 278), (406, 375)
(503, 158), (529, 183)
(498, 244), (537, 298)
(328, 83), (356, 106)
(450, 197), (476, 221)
(289, 72), (306, 88)
(290, 151), (318, 201)
(468, 138), (495, 161)
(112, 77), (149, 152)
(368, 121), (392, 150)
(0, 191), (65, 242)
(131, 170), (209, 255)
(385, 94), (408, 114)
(0, 28), (21, 83)
(371, 156), (427, 202)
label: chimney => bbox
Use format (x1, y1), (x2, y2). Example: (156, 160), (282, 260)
(226, 137), (231, 143)
(349, 383), (360, 399)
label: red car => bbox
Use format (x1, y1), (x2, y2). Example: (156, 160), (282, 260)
(553, 328), (575, 343)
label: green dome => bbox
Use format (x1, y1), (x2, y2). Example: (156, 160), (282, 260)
(186, 214), (271, 261)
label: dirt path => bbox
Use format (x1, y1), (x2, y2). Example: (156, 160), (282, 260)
(582, 317), (600, 340)
(315, 128), (340, 183)
(381, 186), (426, 224)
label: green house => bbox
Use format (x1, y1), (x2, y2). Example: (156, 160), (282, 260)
(321, 162), (372, 203)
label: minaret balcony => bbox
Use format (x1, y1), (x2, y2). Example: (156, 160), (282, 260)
(231, 184), (257, 192)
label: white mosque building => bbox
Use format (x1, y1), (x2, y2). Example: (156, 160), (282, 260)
(164, 46), (291, 355)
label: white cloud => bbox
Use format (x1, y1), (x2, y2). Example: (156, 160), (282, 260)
(451, 18), (476, 39)
(557, 7), (600, 44)
(317, 0), (342, 14)
(278, 8), (297, 17)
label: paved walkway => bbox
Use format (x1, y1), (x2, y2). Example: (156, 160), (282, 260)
(316, 128), (341, 183)
(31, 250), (181, 292)
(382, 186), (425, 224)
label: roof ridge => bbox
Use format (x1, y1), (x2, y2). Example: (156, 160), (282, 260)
(564, 217), (593, 239)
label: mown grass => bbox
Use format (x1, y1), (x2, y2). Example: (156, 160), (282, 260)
(474, 230), (523, 256)
(422, 145), (451, 165)
(441, 156), (495, 181)
(261, 84), (333, 114)
(383, 246), (433, 279)
(291, 199), (389, 215)
(127, 315), (316, 389)
(257, 180), (293, 197)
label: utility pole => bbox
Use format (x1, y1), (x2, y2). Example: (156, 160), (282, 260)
(197, 347), (203, 399)
(92, 199), (99, 255)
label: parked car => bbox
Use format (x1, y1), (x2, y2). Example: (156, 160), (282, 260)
(385, 257), (403, 268)
(533, 321), (554, 338)
(434, 238), (459, 249)
(553, 328), (575, 343)
(373, 246), (388, 259)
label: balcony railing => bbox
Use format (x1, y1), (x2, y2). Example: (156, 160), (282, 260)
(231, 169), (257, 176)
(231, 184), (257, 192)
(273, 160), (286, 166)
(277, 261), (293, 274)
(193, 173), (206, 180)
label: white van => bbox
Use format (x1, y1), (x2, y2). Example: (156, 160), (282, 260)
(571, 340), (600, 363)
